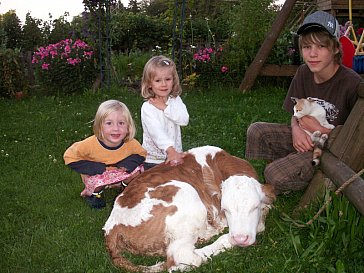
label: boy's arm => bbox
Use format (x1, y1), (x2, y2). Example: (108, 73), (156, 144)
(298, 116), (332, 135)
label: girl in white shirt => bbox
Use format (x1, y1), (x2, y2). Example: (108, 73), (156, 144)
(140, 55), (189, 170)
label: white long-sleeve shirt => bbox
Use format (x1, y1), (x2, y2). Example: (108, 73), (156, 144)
(141, 96), (189, 164)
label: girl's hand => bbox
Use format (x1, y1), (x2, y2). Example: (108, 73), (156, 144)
(166, 146), (186, 166)
(149, 97), (167, 111)
(117, 166), (127, 173)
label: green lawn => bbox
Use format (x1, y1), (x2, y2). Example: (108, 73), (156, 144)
(1, 86), (363, 273)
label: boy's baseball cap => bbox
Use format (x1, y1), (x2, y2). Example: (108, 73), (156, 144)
(297, 11), (339, 38)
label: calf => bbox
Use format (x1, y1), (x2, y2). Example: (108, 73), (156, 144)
(103, 146), (275, 272)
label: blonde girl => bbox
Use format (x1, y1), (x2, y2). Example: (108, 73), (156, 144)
(64, 100), (146, 209)
(141, 55), (189, 170)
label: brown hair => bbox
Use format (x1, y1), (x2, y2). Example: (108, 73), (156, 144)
(141, 55), (182, 99)
(298, 29), (342, 64)
(93, 100), (136, 142)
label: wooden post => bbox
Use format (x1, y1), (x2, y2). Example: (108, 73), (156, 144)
(239, 0), (297, 92)
(329, 82), (364, 171)
(320, 152), (364, 215)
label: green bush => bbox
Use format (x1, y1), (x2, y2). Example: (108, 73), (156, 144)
(0, 48), (27, 97)
(190, 46), (238, 88)
(111, 51), (151, 85)
(32, 38), (97, 95)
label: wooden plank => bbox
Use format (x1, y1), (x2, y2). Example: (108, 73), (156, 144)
(317, 0), (364, 15)
(317, 0), (332, 11)
(329, 82), (364, 171)
(321, 151), (364, 215)
(317, 0), (364, 9)
(259, 64), (298, 77)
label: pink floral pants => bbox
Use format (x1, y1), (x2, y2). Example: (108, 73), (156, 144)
(80, 166), (143, 197)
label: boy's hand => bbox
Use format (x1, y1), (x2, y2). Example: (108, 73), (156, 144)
(292, 125), (313, 153)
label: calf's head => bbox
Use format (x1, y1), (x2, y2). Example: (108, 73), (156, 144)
(221, 175), (275, 247)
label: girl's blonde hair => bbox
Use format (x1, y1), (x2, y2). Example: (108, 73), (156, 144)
(93, 100), (136, 142)
(299, 29), (342, 64)
(141, 55), (182, 99)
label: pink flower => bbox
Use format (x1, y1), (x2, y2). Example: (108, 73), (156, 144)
(67, 58), (82, 65)
(83, 51), (93, 59)
(221, 66), (228, 73)
(64, 45), (71, 54)
(33, 38), (93, 70)
(42, 63), (50, 70)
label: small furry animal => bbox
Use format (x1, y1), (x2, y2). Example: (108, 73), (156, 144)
(292, 97), (335, 166)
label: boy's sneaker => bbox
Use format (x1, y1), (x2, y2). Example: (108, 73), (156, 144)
(85, 192), (106, 209)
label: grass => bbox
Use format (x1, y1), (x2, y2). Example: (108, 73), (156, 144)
(1, 85), (363, 273)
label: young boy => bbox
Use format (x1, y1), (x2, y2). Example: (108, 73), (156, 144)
(245, 11), (362, 195)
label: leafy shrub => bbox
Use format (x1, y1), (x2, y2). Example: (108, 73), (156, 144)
(0, 48), (27, 98)
(226, 0), (277, 71)
(267, 29), (301, 65)
(111, 51), (151, 86)
(32, 38), (97, 95)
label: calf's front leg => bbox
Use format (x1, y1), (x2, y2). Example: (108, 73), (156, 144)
(194, 234), (232, 259)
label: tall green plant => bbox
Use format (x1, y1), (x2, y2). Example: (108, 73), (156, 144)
(1, 11), (22, 49)
(286, 191), (364, 272)
(0, 48), (26, 97)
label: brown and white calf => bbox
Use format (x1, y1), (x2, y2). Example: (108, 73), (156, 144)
(103, 146), (275, 272)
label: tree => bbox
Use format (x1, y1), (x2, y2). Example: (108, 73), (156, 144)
(2, 10), (22, 49)
(48, 13), (72, 44)
(128, 0), (141, 13)
(21, 13), (44, 51)
(141, 0), (169, 17)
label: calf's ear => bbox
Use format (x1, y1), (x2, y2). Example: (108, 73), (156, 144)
(261, 184), (276, 205)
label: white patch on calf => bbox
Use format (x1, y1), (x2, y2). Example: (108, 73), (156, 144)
(164, 180), (223, 270)
(188, 146), (222, 167)
(220, 175), (264, 247)
(165, 180), (217, 241)
(103, 183), (172, 234)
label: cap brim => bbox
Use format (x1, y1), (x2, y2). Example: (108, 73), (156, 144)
(297, 23), (328, 35)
